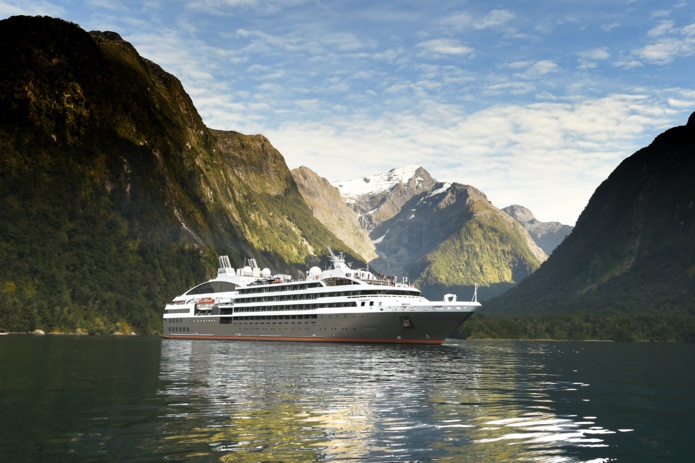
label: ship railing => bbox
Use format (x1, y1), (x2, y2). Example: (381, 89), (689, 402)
(359, 278), (413, 288)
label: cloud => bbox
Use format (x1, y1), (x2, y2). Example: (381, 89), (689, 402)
(647, 19), (675, 37)
(477, 9), (514, 29)
(483, 82), (536, 96)
(186, 0), (311, 15)
(442, 9), (514, 31)
(601, 22), (621, 32)
(577, 47), (610, 69)
(613, 56), (643, 69)
(631, 20), (695, 64)
(667, 97), (695, 108)
(511, 60), (559, 79)
(236, 28), (316, 54)
(322, 33), (376, 52)
(416, 39), (474, 57)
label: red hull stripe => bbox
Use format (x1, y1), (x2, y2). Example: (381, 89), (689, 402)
(161, 335), (444, 345)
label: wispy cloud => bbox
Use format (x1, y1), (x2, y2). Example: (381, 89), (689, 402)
(631, 20), (695, 64)
(416, 39), (475, 57)
(510, 60), (559, 79)
(186, 0), (311, 16)
(442, 9), (514, 31)
(577, 47), (610, 69)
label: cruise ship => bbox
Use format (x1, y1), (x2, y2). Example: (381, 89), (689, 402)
(162, 250), (481, 344)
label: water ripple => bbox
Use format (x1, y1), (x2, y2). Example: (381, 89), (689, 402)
(146, 340), (641, 462)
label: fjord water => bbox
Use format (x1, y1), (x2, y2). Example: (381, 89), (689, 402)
(0, 337), (692, 462)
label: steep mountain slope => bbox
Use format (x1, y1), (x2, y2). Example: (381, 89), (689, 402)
(369, 182), (547, 300)
(291, 166), (377, 262)
(502, 205), (573, 254)
(488, 113), (695, 314)
(0, 16), (354, 334)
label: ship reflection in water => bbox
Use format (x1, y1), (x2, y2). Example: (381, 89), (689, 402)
(155, 339), (634, 462)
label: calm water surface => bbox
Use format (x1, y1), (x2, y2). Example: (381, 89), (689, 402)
(0, 336), (693, 462)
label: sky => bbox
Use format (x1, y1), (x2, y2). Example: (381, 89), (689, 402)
(3, 1), (695, 225)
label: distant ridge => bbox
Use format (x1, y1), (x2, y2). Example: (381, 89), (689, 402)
(502, 205), (573, 255)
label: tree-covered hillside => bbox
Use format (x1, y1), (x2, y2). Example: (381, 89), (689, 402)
(0, 16), (356, 334)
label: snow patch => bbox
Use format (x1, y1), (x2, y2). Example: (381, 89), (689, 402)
(373, 229), (390, 244)
(428, 182), (451, 198)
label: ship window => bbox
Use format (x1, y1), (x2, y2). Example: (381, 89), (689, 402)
(187, 283), (213, 295)
(212, 281), (237, 292)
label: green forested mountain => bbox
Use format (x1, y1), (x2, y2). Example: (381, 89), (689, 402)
(478, 114), (695, 340)
(372, 182), (547, 301)
(0, 16), (356, 334)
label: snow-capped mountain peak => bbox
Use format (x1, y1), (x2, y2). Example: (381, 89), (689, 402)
(333, 165), (421, 199)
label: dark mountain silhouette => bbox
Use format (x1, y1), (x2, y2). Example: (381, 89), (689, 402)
(487, 113), (695, 316)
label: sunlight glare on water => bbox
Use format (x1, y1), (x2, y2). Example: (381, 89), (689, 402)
(152, 340), (641, 462)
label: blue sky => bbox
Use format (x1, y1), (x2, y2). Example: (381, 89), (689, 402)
(4, 1), (695, 225)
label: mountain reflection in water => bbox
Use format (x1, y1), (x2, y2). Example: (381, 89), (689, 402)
(1, 337), (691, 462)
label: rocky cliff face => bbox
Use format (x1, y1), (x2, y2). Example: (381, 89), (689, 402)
(502, 205), (573, 255)
(488, 113), (695, 314)
(291, 166), (377, 262)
